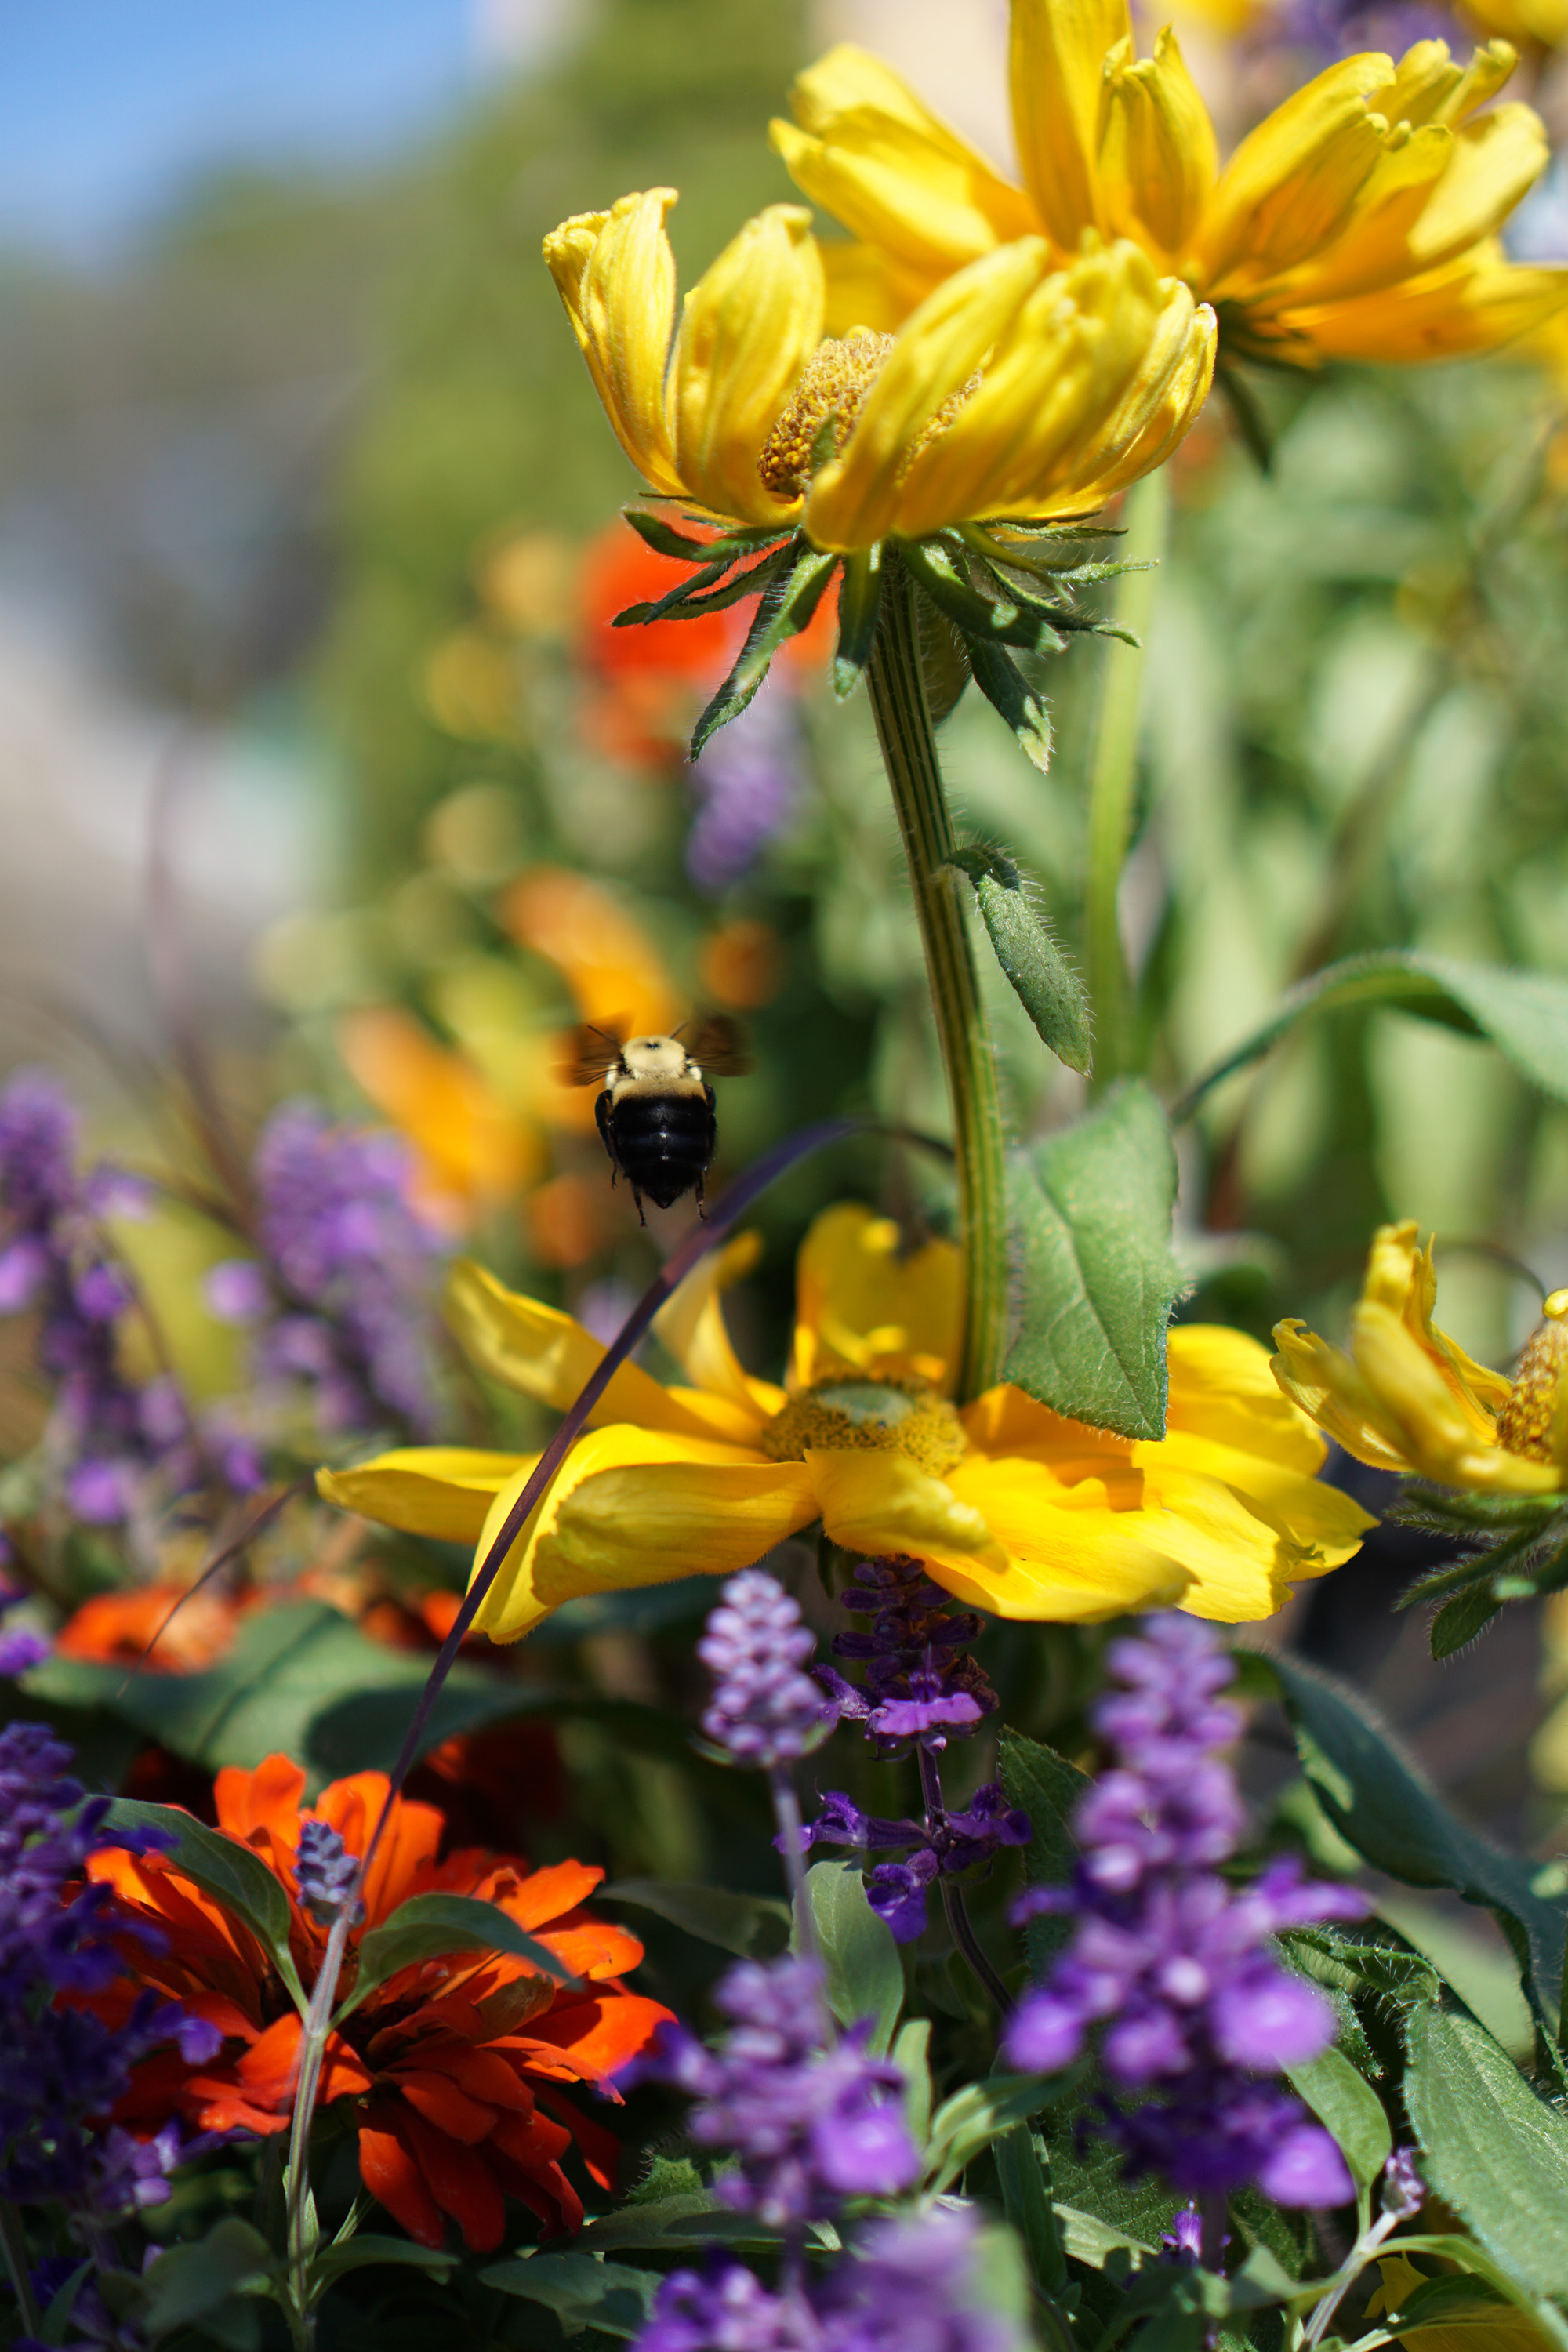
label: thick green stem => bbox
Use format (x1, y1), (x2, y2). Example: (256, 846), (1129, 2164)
(1083, 464), (1170, 1090)
(866, 555), (1010, 1402)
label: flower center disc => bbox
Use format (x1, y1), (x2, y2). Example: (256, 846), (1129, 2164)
(759, 1377), (967, 1476)
(757, 332), (895, 503)
(1496, 1291), (1568, 1464)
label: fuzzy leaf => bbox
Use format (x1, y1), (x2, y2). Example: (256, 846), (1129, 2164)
(834, 544), (884, 700)
(966, 639), (1053, 771)
(340, 1891), (571, 2021)
(107, 1799), (306, 2013)
(998, 1730), (1088, 1974)
(691, 546), (838, 757)
(480, 2256), (660, 2339)
(924, 2075), (1051, 2193)
(1003, 1081), (1182, 1439)
(1174, 951), (1568, 1119)
(1283, 2045), (1391, 2187)
(1431, 1584), (1504, 1657)
(1404, 2005), (1568, 2305)
(951, 848), (1091, 1074)
(995, 2127), (1068, 2295)
(603, 1879), (789, 1959)
(793, 1858), (903, 2054)
(1265, 1653), (1566, 2035)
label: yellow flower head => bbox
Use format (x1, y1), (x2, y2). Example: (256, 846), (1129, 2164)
(321, 1203), (1370, 1642)
(543, 188), (1215, 550)
(1272, 1219), (1568, 1494)
(771, 9), (1568, 368)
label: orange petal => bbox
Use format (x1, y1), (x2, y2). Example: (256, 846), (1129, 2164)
(392, 2067), (498, 2144)
(426, 2046), (535, 2114)
(490, 2105), (574, 2169)
(314, 1773), (445, 1924)
(502, 1857), (604, 1929)
(535, 2085), (622, 2193)
(359, 2112), (445, 2249)
(396, 2107), (507, 2252)
(214, 1755), (306, 1852)
(234, 2013), (305, 2111)
(521, 1991), (675, 2081)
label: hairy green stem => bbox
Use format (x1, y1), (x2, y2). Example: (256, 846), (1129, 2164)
(866, 555), (1010, 1402)
(1083, 464), (1170, 1091)
(284, 1906), (356, 2350)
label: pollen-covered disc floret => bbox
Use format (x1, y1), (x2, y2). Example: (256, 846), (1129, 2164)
(758, 332), (895, 502)
(759, 1377), (967, 1479)
(1494, 1292), (1568, 1465)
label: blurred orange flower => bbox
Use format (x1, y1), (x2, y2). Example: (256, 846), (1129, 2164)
(337, 1006), (539, 1229)
(89, 1755), (671, 2249)
(56, 1584), (250, 1674)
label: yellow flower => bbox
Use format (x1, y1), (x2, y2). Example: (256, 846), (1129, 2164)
(321, 1203), (1370, 1642)
(543, 189), (1214, 551)
(1366, 2253), (1556, 2350)
(771, 14), (1568, 368)
(1460, 0), (1568, 50)
(1272, 1219), (1568, 1494)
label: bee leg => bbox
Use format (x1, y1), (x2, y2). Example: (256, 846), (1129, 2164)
(632, 1186), (647, 1227)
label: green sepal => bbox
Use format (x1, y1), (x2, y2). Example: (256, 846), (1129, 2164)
(965, 638), (1053, 773)
(949, 846), (1091, 1075)
(918, 599), (971, 724)
(903, 537), (1065, 656)
(1389, 1490), (1568, 1657)
(689, 545), (839, 758)
(833, 545), (884, 700)
(622, 509), (766, 567)
(1431, 1584), (1505, 1659)
(615, 540), (794, 627)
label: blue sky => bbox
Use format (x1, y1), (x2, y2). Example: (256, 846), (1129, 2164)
(0, 0), (552, 258)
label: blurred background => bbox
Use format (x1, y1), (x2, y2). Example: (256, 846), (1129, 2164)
(4, 0), (1568, 2008)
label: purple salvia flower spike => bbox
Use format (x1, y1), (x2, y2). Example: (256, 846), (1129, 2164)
(699, 1570), (834, 1769)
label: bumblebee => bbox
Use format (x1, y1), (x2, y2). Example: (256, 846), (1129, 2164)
(558, 1017), (750, 1222)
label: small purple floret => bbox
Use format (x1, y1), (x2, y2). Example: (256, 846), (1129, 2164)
(699, 1570), (833, 1769)
(1003, 1613), (1367, 2207)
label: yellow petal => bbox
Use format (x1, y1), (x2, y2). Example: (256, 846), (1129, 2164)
(1167, 1323), (1328, 1472)
(1043, 296), (1215, 516)
(947, 1454), (1191, 1619)
(469, 1425), (816, 1642)
(1140, 1427), (1374, 1561)
(653, 1231), (784, 1421)
(1367, 2252), (1557, 2350)
(1271, 1319), (1419, 1472)
(807, 1447), (1011, 1595)
(790, 1203), (962, 1394)
(821, 238), (936, 335)
(1406, 105), (1548, 269)
(1009, 0), (1132, 247)
(773, 44), (1037, 278)
(317, 1447), (528, 1543)
(1279, 246), (1568, 358)
(1254, 125), (1454, 308)
(1132, 1463), (1341, 1621)
(672, 205), (825, 528)
(1196, 54), (1396, 290)
(1351, 1301), (1554, 1490)
(447, 1258), (764, 1443)
(804, 237), (1051, 550)
(543, 191), (683, 495)
(1098, 27), (1219, 263)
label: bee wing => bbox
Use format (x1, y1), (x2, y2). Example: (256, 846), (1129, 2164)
(686, 1014), (753, 1077)
(555, 1022), (625, 1087)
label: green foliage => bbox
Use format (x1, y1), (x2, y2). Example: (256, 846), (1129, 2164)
(601, 1879), (791, 1958)
(481, 2254), (661, 2336)
(793, 1858), (904, 2054)
(1283, 2046), (1391, 2189)
(106, 1798), (307, 2013)
(341, 1891), (571, 2020)
(950, 848), (1093, 1076)
(998, 1727), (1089, 1973)
(1004, 1080), (1183, 1439)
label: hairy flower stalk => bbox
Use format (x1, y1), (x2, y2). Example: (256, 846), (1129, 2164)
(1004, 1615), (1367, 2208)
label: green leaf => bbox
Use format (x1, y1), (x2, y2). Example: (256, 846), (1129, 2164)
(1405, 2005), (1568, 2305)
(340, 1891), (572, 2021)
(995, 2126), (1067, 2295)
(1003, 1080), (1182, 1439)
(998, 1730), (1088, 1974)
(1053, 2206), (1156, 2268)
(140, 2218), (275, 2341)
(1283, 2045), (1391, 2187)
(691, 546), (838, 757)
(965, 638), (1053, 772)
(793, 1859), (903, 2054)
(307, 2236), (458, 2293)
(602, 1879), (789, 1959)
(892, 2015), (933, 2146)
(480, 2256), (660, 2339)
(1431, 1584), (1504, 1658)
(951, 848), (1091, 1075)
(106, 1799), (307, 2013)
(1266, 1653), (1566, 2035)
(1173, 950), (1568, 1120)
(622, 509), (789, 568)
(924, 2074), (1051, 2193)
(834, 544), (883, 700)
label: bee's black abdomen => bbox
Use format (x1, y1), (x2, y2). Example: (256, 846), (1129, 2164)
(608, 1092), (717, 1212)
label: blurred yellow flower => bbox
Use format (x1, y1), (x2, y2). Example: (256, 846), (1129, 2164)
(772, 12), (1568, 367)
(1367, 2253), (1555, 2349)
(321, 1203), (1370, 1642)
(543, 189), (1214, 551)
(1272, 1220), (1568, 1494)
(1460, 0), (1568, 49)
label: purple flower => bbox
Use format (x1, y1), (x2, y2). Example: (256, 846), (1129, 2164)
(634, 2208), (1019, 2352)
(699, 1570), (834, 1769)
(655, 1955), (919, 2225)
(801, 1783), (1029, 1947)
(295, 1817), (360, 1926)
(0, 1722), (212, 2219)
(1381, 2147), (1425, 2220)
(686, 686), (803, 895)
(0, 1624), (49, 1677)
(1003, 1614), (1367, 2208)
(244, 1103), (445, 1438)
(820, 1555), (997, 1760)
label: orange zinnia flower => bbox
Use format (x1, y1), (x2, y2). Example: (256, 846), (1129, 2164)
(87, 1754), (672, 2250)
